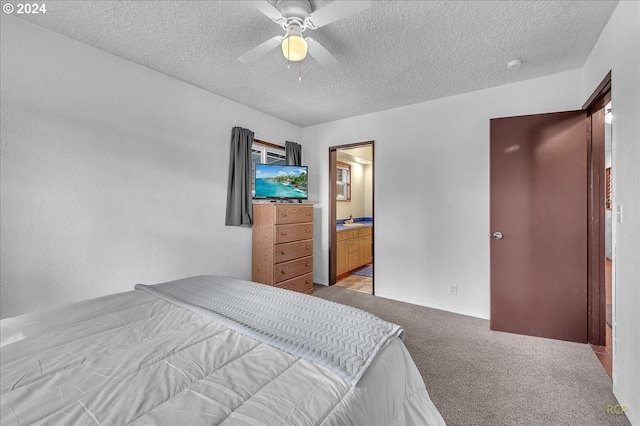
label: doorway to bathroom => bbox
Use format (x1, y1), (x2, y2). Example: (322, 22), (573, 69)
(328, 141), (374, 295)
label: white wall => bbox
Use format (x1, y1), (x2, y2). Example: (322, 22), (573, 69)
(582, 2), (640, 424)
(0, 15), (302, 319)
(305, 69), (582, 319)
(336, 161), (366, 220)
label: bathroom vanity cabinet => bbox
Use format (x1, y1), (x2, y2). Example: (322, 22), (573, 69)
(336, 225), (372, 277)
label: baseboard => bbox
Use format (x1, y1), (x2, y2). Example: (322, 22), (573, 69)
(620, 401), (638, 426)
(374, 290), (489, 320)
(624, 407), (638, 426)
(614, 383), (639, 425)
(313, 278), (328, 286)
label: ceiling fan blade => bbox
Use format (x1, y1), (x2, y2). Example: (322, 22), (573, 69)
(249, 1), (285, 23)
(306, 38), (340, 71)
(306, 1), (371, 29)
(238, 36), (284, 64)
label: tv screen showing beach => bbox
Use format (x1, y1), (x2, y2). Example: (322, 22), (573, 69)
(254, 164), (308, 199)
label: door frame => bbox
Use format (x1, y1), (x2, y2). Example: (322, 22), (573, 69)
(583, 71), (612, 346)
(488, 71), (611, 344)
(328, 141), (375, 289)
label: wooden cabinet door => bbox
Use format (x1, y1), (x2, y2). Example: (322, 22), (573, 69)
(348, 237), (359, 254)
(347, 253), (360, 271)
(359, 234), (371, 265)
(336, 239), (348, 275)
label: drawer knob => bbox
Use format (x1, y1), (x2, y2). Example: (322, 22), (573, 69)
(281, 213), (286, 217)
(306, 229), (310, 233)
(281, 270), (286, 274)
(306, 279), (310, 283)
(280, 251), (286, 255)
(306, 212), (310, 216)
(306, 263), (310, 266)
(281, 232), (286, 236)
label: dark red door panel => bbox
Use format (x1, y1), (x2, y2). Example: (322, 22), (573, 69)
(490, 111), (588, 343)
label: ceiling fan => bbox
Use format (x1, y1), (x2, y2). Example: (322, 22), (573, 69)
(238, 0), (371, 71)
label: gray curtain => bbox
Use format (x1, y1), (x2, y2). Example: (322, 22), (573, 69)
(285, 141), (302, 166)
(225, 127), (254, 226)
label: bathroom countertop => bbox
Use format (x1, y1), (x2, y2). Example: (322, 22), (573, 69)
(336, 220), (373, 231)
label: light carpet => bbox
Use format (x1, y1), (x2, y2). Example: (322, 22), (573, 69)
(312, 284), (630, 426)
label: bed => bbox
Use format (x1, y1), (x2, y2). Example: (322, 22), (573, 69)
(1, 275), (445, 425)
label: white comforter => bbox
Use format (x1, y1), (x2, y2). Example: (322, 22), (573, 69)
(1, 289), (445, 425)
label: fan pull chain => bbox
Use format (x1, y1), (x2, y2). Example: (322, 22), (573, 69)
(298, 61), (302, 82)
(287, 26), (292, 70)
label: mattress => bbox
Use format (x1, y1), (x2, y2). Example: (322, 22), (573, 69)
(1, 276), (445, 425)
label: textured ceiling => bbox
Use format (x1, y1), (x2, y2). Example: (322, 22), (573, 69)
(11, 1), (618, 127)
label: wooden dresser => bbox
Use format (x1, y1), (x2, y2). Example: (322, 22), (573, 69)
(252, 203), (313, 294)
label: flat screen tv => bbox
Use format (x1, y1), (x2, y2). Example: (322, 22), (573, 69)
(254, 164), (308, 200)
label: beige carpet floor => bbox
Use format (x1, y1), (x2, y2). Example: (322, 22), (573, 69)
(313, 284), (630, 426)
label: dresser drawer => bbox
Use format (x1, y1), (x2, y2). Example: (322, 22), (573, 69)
(274, 239), (313, 263)
(274, 256), (313, 283)
(275, 205), (313, 225)
(275, 272), (313, 293)
(275, 223), (313, 244)
(348, 230), (359, 239)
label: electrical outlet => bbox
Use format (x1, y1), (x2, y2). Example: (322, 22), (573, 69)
(450, 285), (457, 296)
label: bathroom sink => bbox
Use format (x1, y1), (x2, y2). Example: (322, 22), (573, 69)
(342, 223), (364, 227)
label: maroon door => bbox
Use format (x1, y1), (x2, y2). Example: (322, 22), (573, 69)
(490, 111), (588, 343)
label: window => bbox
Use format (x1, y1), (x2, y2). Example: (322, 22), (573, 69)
(252, 140), (286, 195)
(336, 161), (351, 201)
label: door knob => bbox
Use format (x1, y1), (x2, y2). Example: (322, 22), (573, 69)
(492, 232), (504, 240)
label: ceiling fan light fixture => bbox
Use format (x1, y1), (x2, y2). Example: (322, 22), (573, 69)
(282, 25), (307, 62)
(282, 35), (307, 61)
(241, 0), (372, 69)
